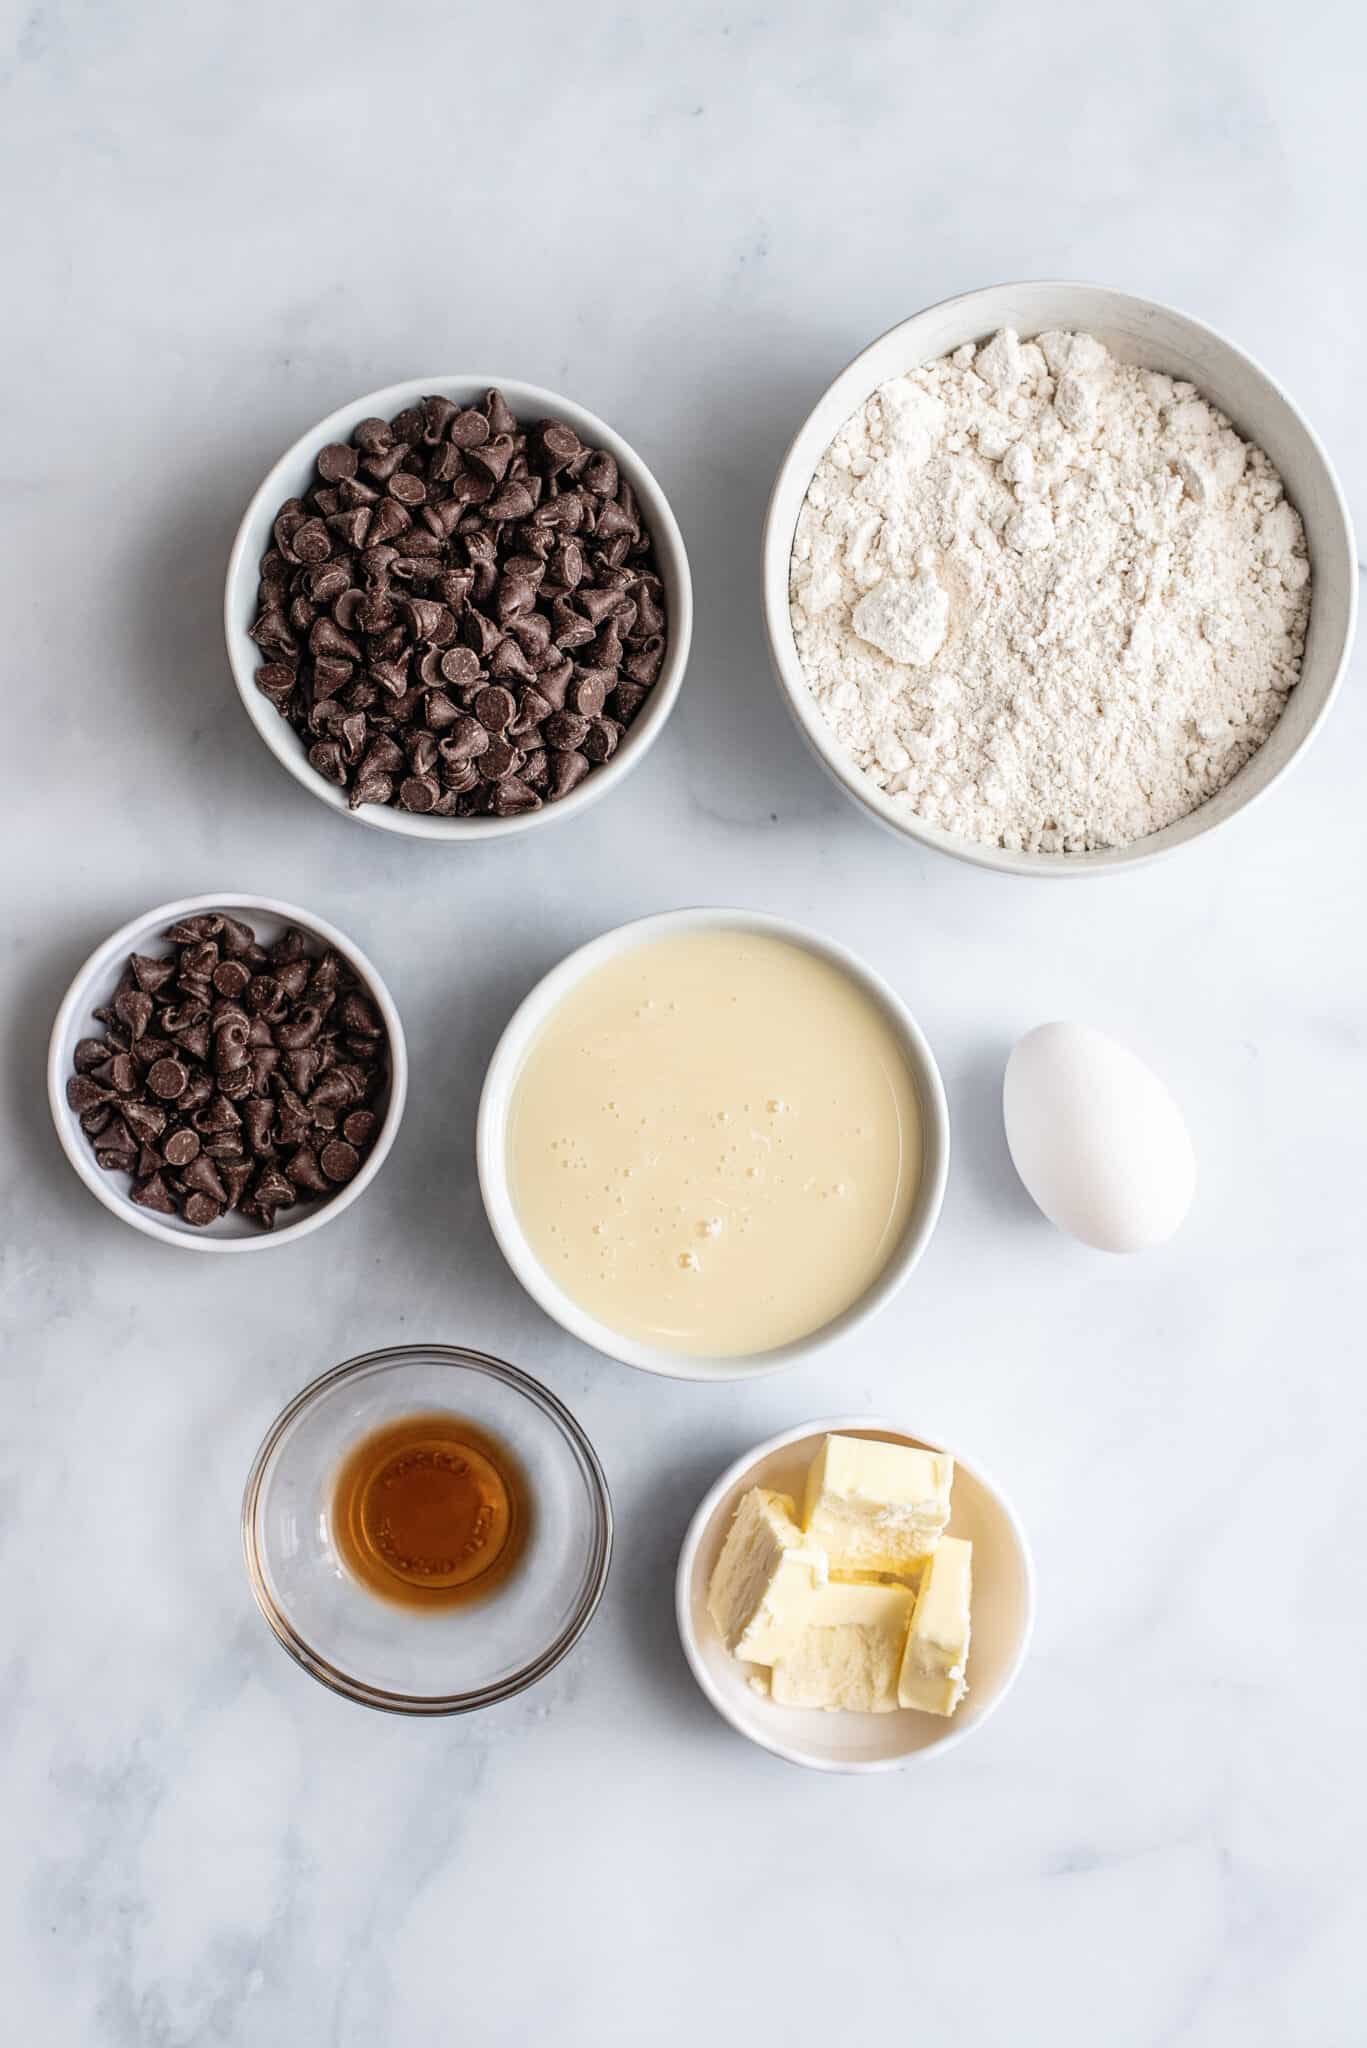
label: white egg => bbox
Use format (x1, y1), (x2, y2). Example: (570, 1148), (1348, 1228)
(1003, 1022), (1196, 1253)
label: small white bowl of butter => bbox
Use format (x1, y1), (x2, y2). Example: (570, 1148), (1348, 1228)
(676, 1420), (1034, 1772)
(476, 910), (949, 1381)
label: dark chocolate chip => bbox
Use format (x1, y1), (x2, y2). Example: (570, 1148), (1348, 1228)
(473, 684), (516, 733)
(317, 442), (359, 482)
(319, 1140), (361, 1183)
(549, 750), (592, 799)
(479, 736), (522, 782)
(582, 716), (622, 764)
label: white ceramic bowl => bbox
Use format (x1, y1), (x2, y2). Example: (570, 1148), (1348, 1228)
(676, 1417), (1034, 1772)
(476, 908), (950, 1381)
(762, 281), (1358, 876)
(225, 374), (693, 840)
(48, 893), (408, 1252)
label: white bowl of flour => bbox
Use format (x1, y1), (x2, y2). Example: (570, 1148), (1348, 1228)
(762, 283), (1357, 874)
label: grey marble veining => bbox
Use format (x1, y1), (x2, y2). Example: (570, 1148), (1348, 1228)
(3, 2), (1365, 2042)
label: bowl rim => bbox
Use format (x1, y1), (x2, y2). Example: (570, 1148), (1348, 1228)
(241, 1343), (614, 1715)
(475, 907), (951, 1382)
(224, 372), (693, 841)
(762, 278), (1359, 877)
(674, 1414), (1036, 1773)
(47, 891), (409, 1253)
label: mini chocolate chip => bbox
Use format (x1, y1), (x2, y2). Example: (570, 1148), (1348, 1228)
(309, 740), (347, 784)
(147, 1057), (188, 1100)
(182, 1155), (228, 1204)
(164, 915), (224, 943)
(489, 636), (537, 683)
(544, 709), (590, 751)
(582, 716), (622, 763)
(131, 953), (178, 995)
(486, 776), (541, 817)
(350, 771), (394, 808)
(319, 1140), (361, 1183)
(449, 407), (491, 448)
(443, 714), (491, 761)
(162, 1127), (200, 1167)
(438, 751), (480, 794)
(484, 482), (537, 523)
(439, 646), (482, 687)
(473, 684), (516, 733)
(399, 774), (440, 812)
(549, 750), (592, 799)
(568, 672), (607, 718)
(66, 1075), (110, 1114)
(612, 680), (649, 721)
(343, 1110), (377, 1148)
(317, 442), (359, 482)
(479, 736), (522, 782)
(183, 1192), (222, 1228)
(132, 1173), (177, 1215)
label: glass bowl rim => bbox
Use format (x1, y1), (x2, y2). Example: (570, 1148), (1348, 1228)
(241, 1342), (614, 1715)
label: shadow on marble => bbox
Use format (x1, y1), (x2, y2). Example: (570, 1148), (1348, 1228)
(122, 478), (304, 833)
(2, 921), (127, 1239)
(945, 1038), (1046, 1232)
(607, 1429), (761, 1746)
(666, 354), (850, 828)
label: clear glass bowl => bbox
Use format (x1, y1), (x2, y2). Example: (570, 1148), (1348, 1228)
(242, 1345), (613, 1713)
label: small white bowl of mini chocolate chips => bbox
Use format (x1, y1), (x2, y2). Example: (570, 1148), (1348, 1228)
(225, 377), (692, 837)
(48, 894), (407, 1251)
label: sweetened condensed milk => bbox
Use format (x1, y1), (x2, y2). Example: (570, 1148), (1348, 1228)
(506, 931), (921, 1356)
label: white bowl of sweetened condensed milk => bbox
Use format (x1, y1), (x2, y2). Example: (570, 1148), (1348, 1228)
(477, 910), (950, 1380)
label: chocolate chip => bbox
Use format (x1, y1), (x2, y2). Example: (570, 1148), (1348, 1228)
(132, 1173), (176, 1215)
(147, 1057), (188, 1100)
(473, 684), (516, 733)
(67, 914), (388, 1234)
(317, 442), (358, 482)
(319, 1140), (360, 1183)
(582, 716), (622, 764)
(250, 389), (666, 817)
(443, 714), (491, 761)
(131, 953), (177, 995)
(399, 774), (440, 812)
(479, 736), (522, 782)
(545, 709), (590, 752)
(449, 407), (490, 448)
(568, 672), (607, 718)
(486, 776), (542, 817)
(162, 1127), (200, 1167)
(549, 750), (592, 799)
(182, 1155), (228, 1205)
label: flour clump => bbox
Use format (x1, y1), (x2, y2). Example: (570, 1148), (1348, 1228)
(789, 329), (1310, 853)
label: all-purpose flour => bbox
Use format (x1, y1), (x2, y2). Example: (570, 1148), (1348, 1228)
(789, 330), (1310, 852)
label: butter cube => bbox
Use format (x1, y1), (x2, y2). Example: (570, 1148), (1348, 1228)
(769, 1582), (916, 1714)
(801, 1434), (953, 1576)
(898, 1535), (972, 1716)
(706, 1488), (826, 1665)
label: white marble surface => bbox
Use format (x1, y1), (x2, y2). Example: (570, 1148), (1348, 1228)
(4, 3), (1365, 2042)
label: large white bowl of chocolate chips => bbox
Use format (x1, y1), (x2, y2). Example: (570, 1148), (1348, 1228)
(226, 376), (692, 838)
